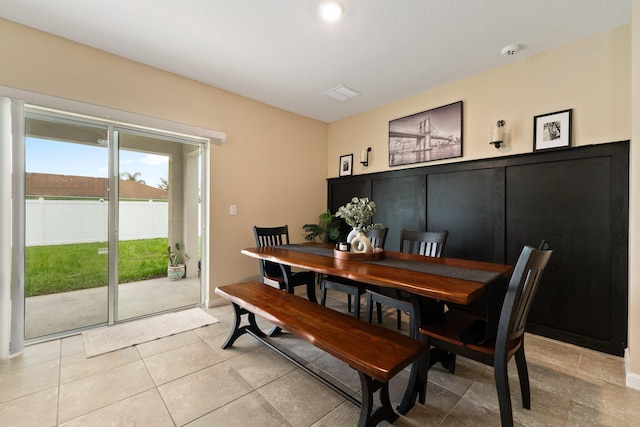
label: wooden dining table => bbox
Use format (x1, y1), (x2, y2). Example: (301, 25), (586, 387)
(241, 242), (513, 414)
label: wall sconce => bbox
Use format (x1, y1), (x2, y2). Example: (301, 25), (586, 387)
(490, 120), (505, 149)
(360, 147), (371, 166)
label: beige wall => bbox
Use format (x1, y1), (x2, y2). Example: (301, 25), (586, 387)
(0, 18), (328, 303)
(328, 23), (639, 385)
(328, 25), (630, 176)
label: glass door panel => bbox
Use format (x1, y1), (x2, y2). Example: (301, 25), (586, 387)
(22, 109), (204, 340)
(116, 130), (202, 321)
(24, 116), (110, 339)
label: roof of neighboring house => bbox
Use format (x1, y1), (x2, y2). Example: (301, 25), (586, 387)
(26, 173), (168, 200)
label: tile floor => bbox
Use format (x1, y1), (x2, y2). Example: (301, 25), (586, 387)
(1, 288), (639, 427)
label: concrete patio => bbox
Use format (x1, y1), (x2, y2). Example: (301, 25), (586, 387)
(25, 277), (201, 339)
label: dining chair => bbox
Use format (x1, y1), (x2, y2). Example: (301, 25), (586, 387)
(419, 242), (552, 427)
(252, 225), (317, 303)
(398, 229), (449, 256)
(319, 227), (388, 319)
(365, 229), (448, 334)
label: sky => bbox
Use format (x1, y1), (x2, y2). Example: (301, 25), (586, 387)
(26, 138), (169, 188)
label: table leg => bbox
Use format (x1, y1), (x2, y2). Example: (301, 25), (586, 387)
(398, 278), (508, 414)
(397, 295), (445, 414)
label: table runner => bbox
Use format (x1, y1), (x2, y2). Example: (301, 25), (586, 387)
(366, 258), (501, 284)
(274, 244), (501, 284)
(274, 244), (335, 257)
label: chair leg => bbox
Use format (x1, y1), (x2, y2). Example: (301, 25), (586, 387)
(494, 359), (514, 427)
(396, 309), (402, 330)
(320, 280), (327, 306)
(515, 345), (531, 409)
(441, 353), (456, 374)
(306, 276), (317, 304)
(347, 294), (352, 313)
(407, 308), (416, 340)
(353, 293), (360, 320)
(376, 302), (383, 323)
(366, 293), (374, 324)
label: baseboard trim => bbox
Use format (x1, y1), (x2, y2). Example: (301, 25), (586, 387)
(207, 296), (229, 308)
(625, 348), (640, 390)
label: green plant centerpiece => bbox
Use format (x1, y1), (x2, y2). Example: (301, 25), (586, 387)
(167, 243), (189, 280)
(303, 209), (346, 243)
(335, 197), (383, 252)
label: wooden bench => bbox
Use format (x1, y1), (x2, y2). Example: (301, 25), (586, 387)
(215, 281), (428, 427)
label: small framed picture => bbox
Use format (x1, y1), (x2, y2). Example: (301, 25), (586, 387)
(533, 109), (572, 151)
(339, 154), (353, 177)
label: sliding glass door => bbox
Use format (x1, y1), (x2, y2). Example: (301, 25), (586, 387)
(24, 115), (110, 339)
(23, 109), (205, 340)
(115, 130), (202, 321)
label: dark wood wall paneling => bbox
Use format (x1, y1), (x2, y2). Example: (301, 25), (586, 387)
(327, 141), (629, 356)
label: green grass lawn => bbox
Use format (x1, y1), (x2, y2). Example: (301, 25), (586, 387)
(26, 238), (169, 297)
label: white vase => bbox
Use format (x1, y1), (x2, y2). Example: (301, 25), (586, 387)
(351, 231), (373, 253)
(346, 227), (360, 243)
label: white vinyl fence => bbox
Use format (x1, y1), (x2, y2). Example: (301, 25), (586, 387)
(26, 199), (168, 246)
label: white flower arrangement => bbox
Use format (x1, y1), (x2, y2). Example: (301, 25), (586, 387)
(335, 197), (384, 232)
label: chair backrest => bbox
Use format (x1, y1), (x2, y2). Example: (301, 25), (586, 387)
(366, 227), (389, 249)
(253, 225), (290, 247)
(253, 225), (291, 279)
(496, 244), (553, 352)
(399, 229), (448, 257)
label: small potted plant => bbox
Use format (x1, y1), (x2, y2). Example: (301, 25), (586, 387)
(167, 243), (189, 280)
(303, 209), (346, 243)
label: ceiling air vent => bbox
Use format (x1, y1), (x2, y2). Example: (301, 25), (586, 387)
(323, 85), (360, 101)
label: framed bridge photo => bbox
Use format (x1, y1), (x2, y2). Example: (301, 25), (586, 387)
(388, 101), (463, 167)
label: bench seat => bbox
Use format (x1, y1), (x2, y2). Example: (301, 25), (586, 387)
(215, 281), (428, 426)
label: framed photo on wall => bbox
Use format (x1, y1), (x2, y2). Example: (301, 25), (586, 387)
(534, 109), (572, 151)
(339, 154), (353, 177)
(388, 101), (463, 167)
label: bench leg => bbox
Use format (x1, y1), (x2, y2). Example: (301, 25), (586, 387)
(396, 355), (426, 415)
(268, 326), (283, 337)
(357, 372), (398, 427)
(221, 302), (266, 349)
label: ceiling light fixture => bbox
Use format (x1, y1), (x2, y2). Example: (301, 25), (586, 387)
(319, 1), (344, 23)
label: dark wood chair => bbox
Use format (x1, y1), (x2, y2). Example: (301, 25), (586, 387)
(320, 227), (388, 319)
(366, 229), (448, 334)
(419, 242), (553, 427)
(252, 225), (317, 303)
(398, 229), (449, 256)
